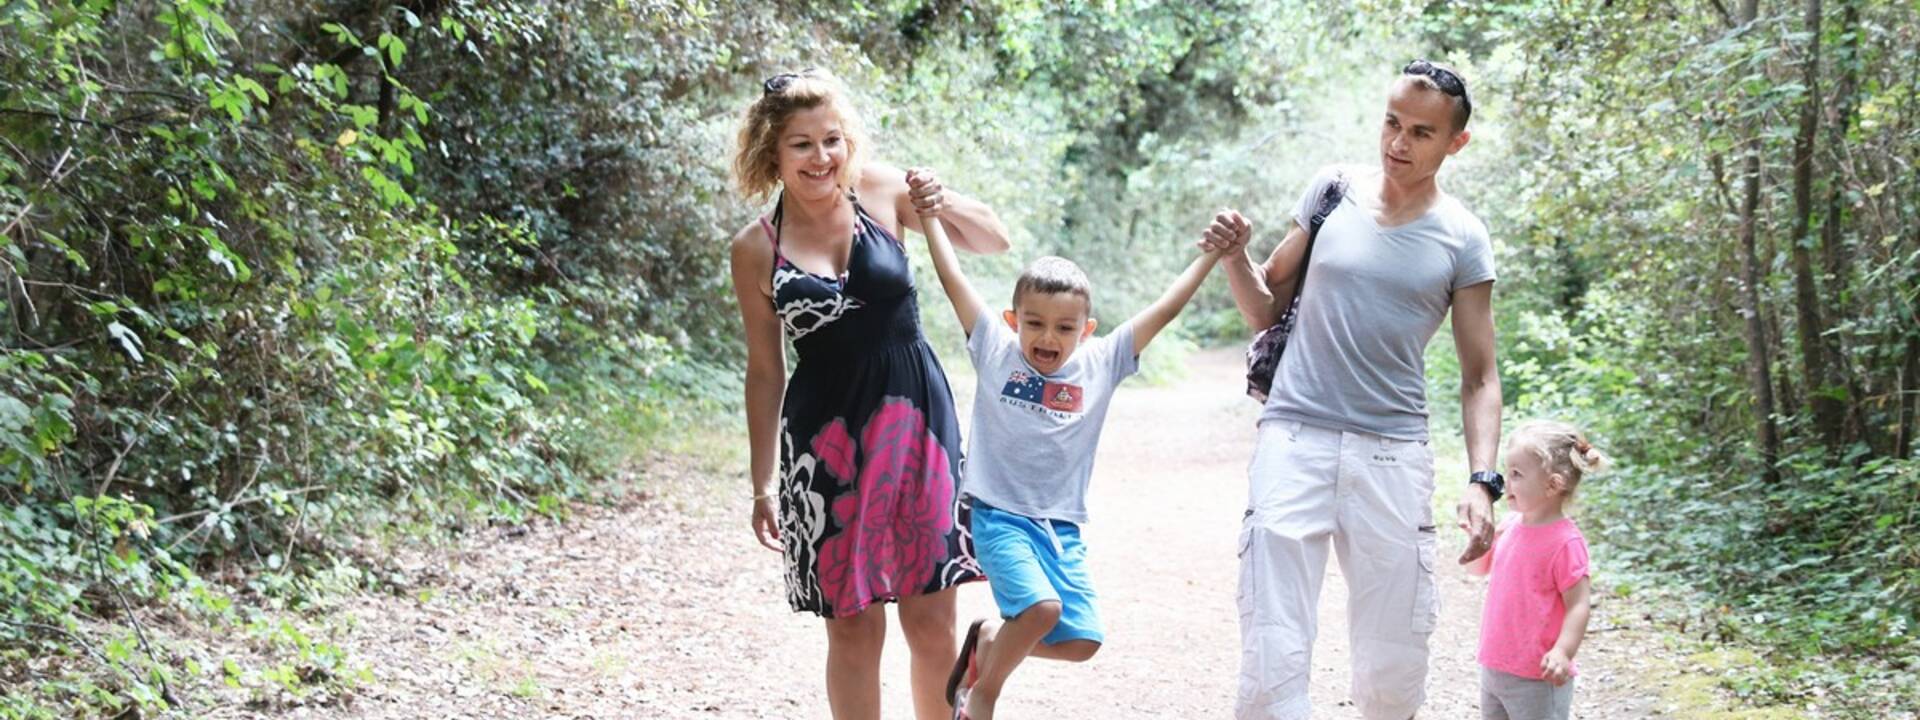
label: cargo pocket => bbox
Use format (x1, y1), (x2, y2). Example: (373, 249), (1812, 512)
(1412, 526), (1440, 634)
(1237, 513), (1256, 611)
(1235, 515), (1260, 704)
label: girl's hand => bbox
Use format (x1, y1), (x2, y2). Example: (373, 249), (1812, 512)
(907, 168), (948, 218)
(752, 495), (781, 551)
(1539, 648), (1573, 686)
(1456, 484), (1495, 564)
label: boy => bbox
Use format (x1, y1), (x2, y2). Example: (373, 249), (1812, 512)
(916, 209), (1222, 720)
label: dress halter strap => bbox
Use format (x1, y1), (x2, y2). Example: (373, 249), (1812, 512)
(762, 189), (867, 257)
(758, 214), (781, 256)
(761, 192), (786, 256)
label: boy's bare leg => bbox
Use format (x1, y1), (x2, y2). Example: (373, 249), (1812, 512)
(966, 600), (1061, 720)
(1029, 638), (1099, 662)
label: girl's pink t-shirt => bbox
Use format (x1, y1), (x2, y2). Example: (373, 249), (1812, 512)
(1478, 515), (1590, 680)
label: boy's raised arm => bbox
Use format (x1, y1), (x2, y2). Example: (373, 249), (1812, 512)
(1127, 249), (1224, 356)
(922, 216), (990, 337)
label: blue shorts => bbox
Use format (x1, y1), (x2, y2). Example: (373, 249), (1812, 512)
(970, 500), (1103, 646)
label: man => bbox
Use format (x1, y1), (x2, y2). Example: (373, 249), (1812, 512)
(1201, 60), (1503, 720)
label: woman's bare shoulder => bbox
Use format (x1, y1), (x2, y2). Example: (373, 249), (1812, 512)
(730, 221), (774, 268)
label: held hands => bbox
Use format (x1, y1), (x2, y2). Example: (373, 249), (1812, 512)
(1456, 483), (1495, 564)
(906, 167), (948, 218)
(1539, 648), (1573, 686)
(1199, 209), (1252, 255)
(752, 494), (781, 552)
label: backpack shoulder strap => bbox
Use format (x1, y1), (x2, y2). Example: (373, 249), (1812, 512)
(1291, 171), (1348, 301)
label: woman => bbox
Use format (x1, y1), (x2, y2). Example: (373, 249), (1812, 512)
(727, 68), (1010, 719)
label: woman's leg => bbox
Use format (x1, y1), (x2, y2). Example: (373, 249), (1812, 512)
(898, 587), (960, 720)
(824, 604), (887, 720)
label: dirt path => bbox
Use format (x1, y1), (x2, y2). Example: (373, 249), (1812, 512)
(281, 349), (1672, 719)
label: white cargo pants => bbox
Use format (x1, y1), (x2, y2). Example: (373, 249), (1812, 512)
(1236, 420), (1441, 720)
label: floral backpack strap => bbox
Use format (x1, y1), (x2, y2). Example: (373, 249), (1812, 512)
(1244, 170), (1350, 402)
(1292, 170), (1349, 299)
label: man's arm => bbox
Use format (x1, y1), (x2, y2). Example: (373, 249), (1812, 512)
(1128, 250), (1224, 356)
(885, 164), (1011, 254)
(1452, 280), (1502, 563)
(1207, 212), (1310, 331)
(921, 216), (990, 337)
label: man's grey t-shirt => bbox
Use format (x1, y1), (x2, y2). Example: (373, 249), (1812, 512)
(962, 313), (1139, 524)
(1260, 165), (1496, 440)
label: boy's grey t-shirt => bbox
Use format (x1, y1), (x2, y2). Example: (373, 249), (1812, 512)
(962, 313), (1139, 524)
(1261, 165), (1497, 440)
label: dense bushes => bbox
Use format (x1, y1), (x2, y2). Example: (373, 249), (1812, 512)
(1444, 2), (1920, 709)
(0, 1), (684, 712)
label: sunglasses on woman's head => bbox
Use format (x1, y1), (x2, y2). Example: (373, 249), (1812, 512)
(763, 68), (821, 96)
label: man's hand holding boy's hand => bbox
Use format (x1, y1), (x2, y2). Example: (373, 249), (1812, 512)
(1199, 209), (1252, 255)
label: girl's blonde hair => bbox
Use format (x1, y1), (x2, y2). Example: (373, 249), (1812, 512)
(1509, 420), (1610, 494)
(731, 68), (869, 202)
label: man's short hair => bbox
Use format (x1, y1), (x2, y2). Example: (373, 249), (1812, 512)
(1012, 256), (1092, 313)
(1401, 59), (1472, 132)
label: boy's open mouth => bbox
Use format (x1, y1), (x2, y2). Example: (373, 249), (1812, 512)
(1032, 348), (1060, 365)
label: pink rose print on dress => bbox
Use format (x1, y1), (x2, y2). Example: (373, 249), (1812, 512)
(814, 397), (957, 617)
(811, 418), (857, 482)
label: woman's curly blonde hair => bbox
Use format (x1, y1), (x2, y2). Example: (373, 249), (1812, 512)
(731, 68), (869, 202)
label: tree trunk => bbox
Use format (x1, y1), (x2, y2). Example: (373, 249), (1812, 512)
(1740, 148), (1784, 482)
(1734, 0), (1783, 481)
(1825, 0), (1870, 449)
(1823, 0), (1859, 287)
(1902, 333), (1919, 459)
(1790, 0), (1843, 447)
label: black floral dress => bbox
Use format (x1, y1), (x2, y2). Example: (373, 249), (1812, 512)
(758, 193), (981, 618)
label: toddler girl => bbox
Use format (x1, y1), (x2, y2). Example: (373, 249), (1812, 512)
(1466, 420), (1609, 720)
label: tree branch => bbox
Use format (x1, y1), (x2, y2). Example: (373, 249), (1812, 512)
(0, 108), (127, 133)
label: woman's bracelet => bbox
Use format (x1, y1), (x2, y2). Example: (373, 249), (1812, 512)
(752, 490), (775, 501)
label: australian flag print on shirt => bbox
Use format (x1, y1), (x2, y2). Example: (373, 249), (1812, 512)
(1001, 371), (1044, 403)
(1000, 371), (1084, 414)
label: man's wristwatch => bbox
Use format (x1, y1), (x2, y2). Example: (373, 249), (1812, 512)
(1469, 470), (1505, 502)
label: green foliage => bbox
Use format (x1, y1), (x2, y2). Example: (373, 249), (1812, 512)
(0, 0), (690, 712)
(1433, 1), (1920, 712)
